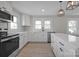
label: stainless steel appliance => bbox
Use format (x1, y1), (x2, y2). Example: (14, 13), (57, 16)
(0, 34), (19, 57)
(0, 10), (13, 22)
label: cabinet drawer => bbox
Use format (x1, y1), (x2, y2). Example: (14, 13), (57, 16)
(53, 44), (58, 56)
(59, 42), (64, 46)
(53, 44), (64, 57)
(58, 47), (64, 57)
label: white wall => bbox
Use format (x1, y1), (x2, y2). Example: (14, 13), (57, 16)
(53, 15), (79, 36)
(53, 16), (67, 33)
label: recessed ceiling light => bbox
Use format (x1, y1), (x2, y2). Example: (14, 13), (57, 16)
(41, 9), (45, 12)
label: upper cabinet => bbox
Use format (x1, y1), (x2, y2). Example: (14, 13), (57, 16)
(22, 14), (31, 26)
(0, 1), (13, 15)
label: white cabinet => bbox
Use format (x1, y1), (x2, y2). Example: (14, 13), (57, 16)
(19, 33), (24, 49)
(19, 32), (28, 49)
(53, 42), (64, 57)
(27, 32), (48, 42)
(22, 15), (31, 26)
(51, 33), (78, 57)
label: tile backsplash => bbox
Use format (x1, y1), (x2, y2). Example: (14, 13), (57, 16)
(0, 22), (8, 31)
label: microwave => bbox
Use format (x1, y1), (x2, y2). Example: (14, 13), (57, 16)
(0, 10), (13, 22)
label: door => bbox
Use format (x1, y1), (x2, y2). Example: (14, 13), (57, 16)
(32, 17), (52, 42)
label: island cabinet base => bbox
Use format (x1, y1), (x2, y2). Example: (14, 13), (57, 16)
(53, 44), (64, 57)
(51, 33), (79, 57)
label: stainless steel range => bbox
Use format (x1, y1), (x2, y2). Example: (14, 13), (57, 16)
(0, 34), (19, 57)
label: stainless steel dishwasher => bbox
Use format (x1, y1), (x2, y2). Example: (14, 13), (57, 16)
(47, 32), (55, 43)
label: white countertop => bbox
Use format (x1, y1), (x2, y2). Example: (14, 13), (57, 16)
(51, 33), (79, 50)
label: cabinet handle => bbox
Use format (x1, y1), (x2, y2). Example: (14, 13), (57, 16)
(59, 42), (64, 46)
(60, 48), (63, 52)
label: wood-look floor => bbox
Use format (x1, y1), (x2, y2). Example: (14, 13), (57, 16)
(17, 42), (55, 57)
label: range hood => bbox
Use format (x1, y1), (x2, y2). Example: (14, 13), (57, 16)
(0, 10), (13, 22)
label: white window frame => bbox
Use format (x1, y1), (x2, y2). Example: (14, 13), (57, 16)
(68, 21), (77, 33)
(44, 20), (51, 29)
(35, 20), (42, 29)
(11, 16), (17, 29)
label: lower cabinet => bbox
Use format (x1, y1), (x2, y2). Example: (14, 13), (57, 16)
(53, 43), (64, 57)
(19, 32), (28, 49)
(51, 33), (77, 57)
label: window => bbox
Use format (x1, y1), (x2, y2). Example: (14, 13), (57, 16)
(35, 21), (41, 29)
(44, 21), (50, 29)
(68, 21), (76, 33)
(11, 16), (17, 29)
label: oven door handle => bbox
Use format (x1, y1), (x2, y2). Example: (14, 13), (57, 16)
(0, 36), (19, 43)
(1, 38), (12, 43)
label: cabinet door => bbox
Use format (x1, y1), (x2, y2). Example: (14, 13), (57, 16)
(25, 15), (30, 26)
(57, 47), (64, 57)
(19, 33), (28, 49)
(53, 43), (64, 57)
(51, 34), (54, 43)
(19, 34), (24, 49)
(23, 33), (28, 45)
(22, 15), (31, 26)
(53, 44), (58, 56)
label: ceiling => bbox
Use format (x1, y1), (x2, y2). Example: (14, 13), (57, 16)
(9, 1), (79, 16)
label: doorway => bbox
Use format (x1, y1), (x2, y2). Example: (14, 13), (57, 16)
(32, 17), (53, 43)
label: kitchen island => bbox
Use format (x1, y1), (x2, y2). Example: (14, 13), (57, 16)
(51, 33), (79, 57)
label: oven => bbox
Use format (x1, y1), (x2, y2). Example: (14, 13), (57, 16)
(0, 35), (19, 57)
(0, 32), (7, 38)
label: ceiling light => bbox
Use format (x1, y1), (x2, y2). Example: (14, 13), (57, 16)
(57, 1), (65, 16)
(66, 1), (79, 10)
(58, 9), (65, 16)
(41, 9), (45, 12)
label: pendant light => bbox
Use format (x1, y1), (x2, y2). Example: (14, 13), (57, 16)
(66, 1), (79, 10)
(57, 1), (65, 16)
